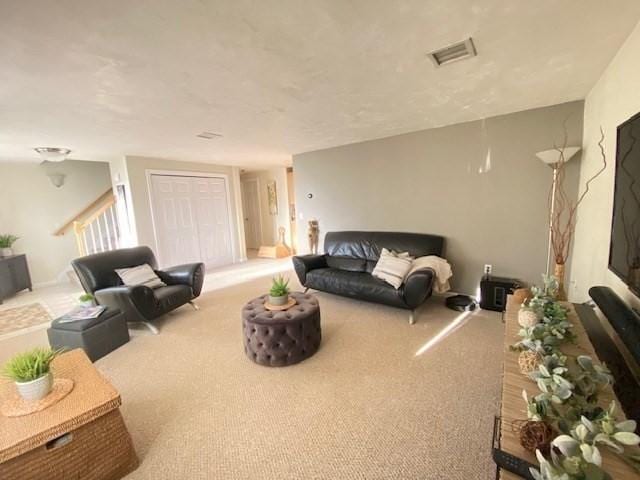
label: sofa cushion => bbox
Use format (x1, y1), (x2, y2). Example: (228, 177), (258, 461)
(306, 268), (406, 309)
(325, 256), (367, 272)
(324, 231), (444, 264)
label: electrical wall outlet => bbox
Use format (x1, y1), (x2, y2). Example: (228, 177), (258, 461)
(484, 264), (492, 275)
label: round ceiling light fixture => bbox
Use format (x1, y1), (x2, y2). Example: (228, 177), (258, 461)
(34, 147), (71, 162)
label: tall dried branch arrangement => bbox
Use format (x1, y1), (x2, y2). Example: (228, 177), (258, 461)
(550, 126), (607, 265)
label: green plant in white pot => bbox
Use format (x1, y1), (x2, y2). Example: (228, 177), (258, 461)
(269, 275), (290, 306)
(0, 234), (19, 257)
(1, 347), (60, 401)
(78, 292), (95, 307)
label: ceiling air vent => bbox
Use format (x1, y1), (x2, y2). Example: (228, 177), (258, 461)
(428, 38), (477, 67)
(196, 131), (223, 139)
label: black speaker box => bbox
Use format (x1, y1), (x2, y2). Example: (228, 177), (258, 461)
(480, 276), (521, 312)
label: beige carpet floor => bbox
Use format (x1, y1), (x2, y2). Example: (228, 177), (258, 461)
(96, 273), (503, 480)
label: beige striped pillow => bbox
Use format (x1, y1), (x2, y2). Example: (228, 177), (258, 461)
(115, 264), (166, 289)
(372, 248), (414, 289)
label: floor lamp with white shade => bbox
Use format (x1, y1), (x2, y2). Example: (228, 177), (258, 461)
(536, 146), (582, 277)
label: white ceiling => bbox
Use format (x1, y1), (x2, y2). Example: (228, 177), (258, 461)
(1, 1), (639, 167)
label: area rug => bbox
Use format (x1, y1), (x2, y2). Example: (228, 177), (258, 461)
(96, 273), (503, 480)
(0, 303), (51, 338)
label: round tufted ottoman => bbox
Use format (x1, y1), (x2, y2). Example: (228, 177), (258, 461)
(242, 292), (321, 367)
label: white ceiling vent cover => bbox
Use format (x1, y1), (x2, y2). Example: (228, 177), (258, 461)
(428, 38), (477, 67)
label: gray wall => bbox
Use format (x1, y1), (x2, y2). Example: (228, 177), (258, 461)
(293, 101), (584, 295)
(0, 160), (112, 284)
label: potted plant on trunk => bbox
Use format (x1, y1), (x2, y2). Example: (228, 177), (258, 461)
(269, 275), (290, 306)
(78, 293), (95, 307)
(1, 347), (60, 401)
(0, 234), (19, 257)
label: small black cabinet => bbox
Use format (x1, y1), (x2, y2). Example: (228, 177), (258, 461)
(0, 254), (33, 304)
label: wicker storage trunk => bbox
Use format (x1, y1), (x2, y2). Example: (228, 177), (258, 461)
(0, 349), (138, 480)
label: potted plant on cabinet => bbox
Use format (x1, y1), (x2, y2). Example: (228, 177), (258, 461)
(269, 275), (290, 306)
(0, 234), (19, 257)
(78, 293), (95, 307)
(1, 347), (60, 401)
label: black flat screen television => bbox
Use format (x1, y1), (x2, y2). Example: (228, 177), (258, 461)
(609, 112), (640, 296)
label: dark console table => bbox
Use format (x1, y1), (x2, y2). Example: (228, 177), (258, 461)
(0, 254), (32, 304)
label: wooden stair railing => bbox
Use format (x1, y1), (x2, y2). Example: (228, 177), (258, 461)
(54, 188), (120, 256)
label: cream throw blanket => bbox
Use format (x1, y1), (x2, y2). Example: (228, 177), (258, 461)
(407, 256), (453, 293)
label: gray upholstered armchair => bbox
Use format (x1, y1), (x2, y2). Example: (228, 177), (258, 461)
(72, 246), (204, 333)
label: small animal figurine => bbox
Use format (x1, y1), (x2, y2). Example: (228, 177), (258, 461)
(277, 226), (288, 247)
(307, 220), (319, 255)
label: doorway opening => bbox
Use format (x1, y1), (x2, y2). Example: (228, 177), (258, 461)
(241, 177), (263, 258)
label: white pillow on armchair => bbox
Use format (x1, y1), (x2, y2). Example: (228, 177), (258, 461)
(115, 264), (166, 289)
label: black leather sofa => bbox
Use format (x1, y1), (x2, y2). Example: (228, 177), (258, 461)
(72, 246), (204, 333)
(293, 231), (445, 324)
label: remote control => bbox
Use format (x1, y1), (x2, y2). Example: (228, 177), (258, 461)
(492, 448), (538, 480)
(491, 416), (538, 480)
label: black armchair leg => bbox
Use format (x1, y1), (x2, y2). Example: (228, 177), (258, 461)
(409, 310), (416, 325)
(189, 301), (200, 311)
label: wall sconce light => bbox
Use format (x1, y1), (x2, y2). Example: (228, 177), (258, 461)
(47, 173), (66, 188)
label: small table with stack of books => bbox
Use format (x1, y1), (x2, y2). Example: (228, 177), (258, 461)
(47, 306), (129, 362)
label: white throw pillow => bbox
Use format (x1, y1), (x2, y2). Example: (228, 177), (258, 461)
(372, 248), (414, 289)
(115, 264), (166, 289)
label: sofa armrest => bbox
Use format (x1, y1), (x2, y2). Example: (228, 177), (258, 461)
(94, 285), (157, 323)
(157, 262), (205, 298)
(292, 255), (327, 286)
(402, 268), (436, 309)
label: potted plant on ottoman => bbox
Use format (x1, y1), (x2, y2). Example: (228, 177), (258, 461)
(0, 234), (19, 257)
(78, 293), (95, 307)
(1, 347), (60, 401)
(269, 275), (290, 306)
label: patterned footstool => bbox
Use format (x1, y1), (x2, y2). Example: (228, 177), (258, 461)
(242, 292), (321, 367)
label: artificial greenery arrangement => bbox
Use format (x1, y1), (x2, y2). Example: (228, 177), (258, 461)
(512, 276), (575, 358)
(0, 234), (19, 248)
(1, 347), (60, 383)
(270, 275), (290, 297)
(79, 293), (95, 303)
(512, 275), (640, 479)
